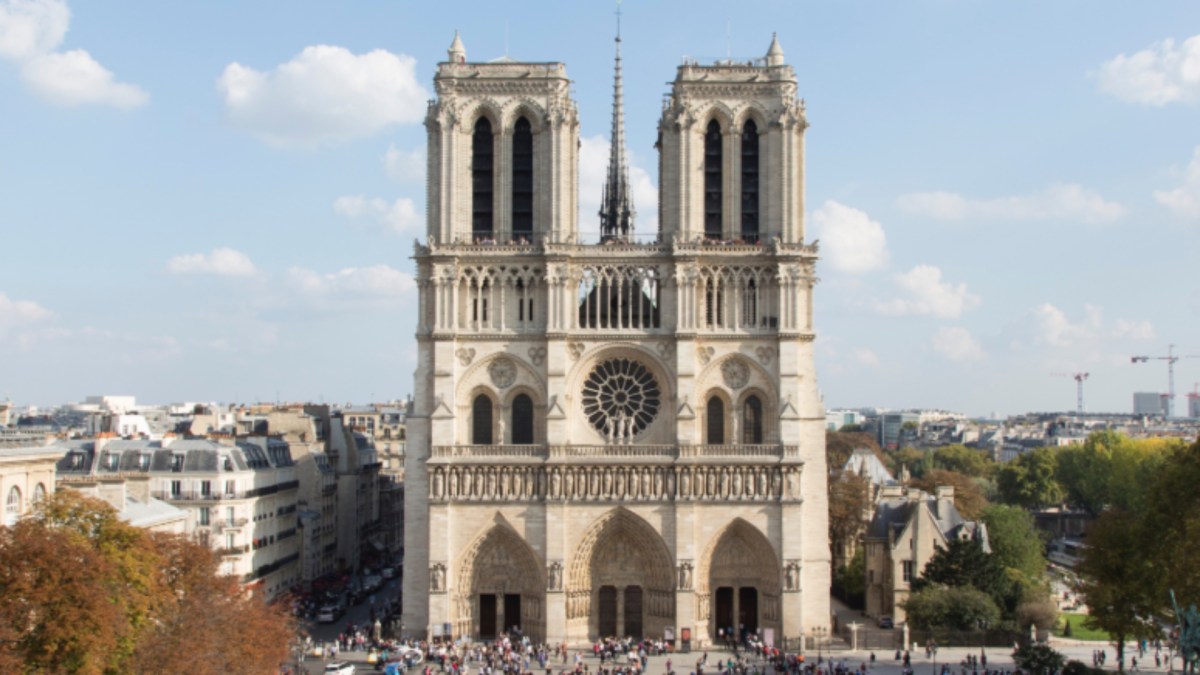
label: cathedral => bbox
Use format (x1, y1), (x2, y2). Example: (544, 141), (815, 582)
(402, 29), (829, 646)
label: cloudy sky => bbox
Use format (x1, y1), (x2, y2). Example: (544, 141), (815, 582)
(1, 0), (1197, 416)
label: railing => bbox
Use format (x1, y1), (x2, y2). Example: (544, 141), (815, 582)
(213, 517), (249, 530)
(154, 490), (247, 502)
(245, 480), (299, 498)
(430, 444), (798, 460)
(432, 445), (547, 459)
(549, 445), (677, 459)
(419, 234), (819, 258)
(679, 444), (794, 458)
(218, 545), (249, 556)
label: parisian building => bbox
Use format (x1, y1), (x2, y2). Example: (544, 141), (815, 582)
(403, 31), (829, 645)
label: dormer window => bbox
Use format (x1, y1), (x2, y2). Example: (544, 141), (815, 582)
(223, 457), (233, 471)
(171, 455), (184, 472)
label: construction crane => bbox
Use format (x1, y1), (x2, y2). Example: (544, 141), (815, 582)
(1131, 345), (1200, 418)
(1051, 372), (1090, 414)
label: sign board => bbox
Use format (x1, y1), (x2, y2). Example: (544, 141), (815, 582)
(664, 627), (675, 641)
(763, 628), (775, 648)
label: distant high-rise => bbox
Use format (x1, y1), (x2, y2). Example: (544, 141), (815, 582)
(1133, 391), (1169, 416)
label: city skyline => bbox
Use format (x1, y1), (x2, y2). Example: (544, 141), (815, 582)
(1, 0), (1198, 416)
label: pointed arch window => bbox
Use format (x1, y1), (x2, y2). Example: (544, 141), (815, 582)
(512, 116), (534, 242)
(705, 278), (723, 328)
(472, 394), (494, 445)
(743, 395), (764, 444)
(511, 393), (534, 445)
(5, 486), (21, 526)
(704, 120), (723, 240)
(741, 119), (759, 243)
(706, 396), (725, 445)
(472, 117), (495, 239)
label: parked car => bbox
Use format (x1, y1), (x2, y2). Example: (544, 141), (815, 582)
(878, 615), (894, 629)
(381, 566), (396, 579)
(363, 574), (383, 591)
(317, 605), (343, 623)
(324, 662), (355, 674)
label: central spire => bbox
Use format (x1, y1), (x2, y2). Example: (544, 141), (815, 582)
(599, 1), (634, 243)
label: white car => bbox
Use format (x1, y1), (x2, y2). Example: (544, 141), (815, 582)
(325, 662), (355, 675)
(316, 606), (340, 623)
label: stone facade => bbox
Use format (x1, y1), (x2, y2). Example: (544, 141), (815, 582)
(403, 34), (829, 646)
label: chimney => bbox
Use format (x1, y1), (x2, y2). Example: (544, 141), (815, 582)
(126, 476), (152, 504)
(96, 479), (126, 512)
(935, 485), (955, 520)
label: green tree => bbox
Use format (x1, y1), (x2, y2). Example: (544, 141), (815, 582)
(910, 469), (988, 519)
(890, 446), (927, 477)
(932, 445), (995, 478)
(914, 536), (1022, 620)
(980, 504), (1047, 584)
(1143, 437), (1200, 606)
(996, 447), (1064, 509)
(1078, 508), (1160, 671)
(826, 430), (885, 470)
(1056, 431), (1173, 514)
(828, 470), (872, 568)
(1012, 644), (1067, 675)
(902, 585), (1001, 631)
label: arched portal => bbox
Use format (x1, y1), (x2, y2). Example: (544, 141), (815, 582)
(697, 518), (781, 644)
(567, 508), (675, 640)
(455, 520), (545, 641)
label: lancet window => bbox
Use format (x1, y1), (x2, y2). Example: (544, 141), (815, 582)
(511, 394), (534, 445)
(471, 394), (493, 445)
(704, 120), (723, 240)
(706, 396), (725, 444)
(457, 266), (543, 333)
(740, 120), (759, 243)
(700, 266), (778, 332)
(577, 265), (661, 330)
(512, 116), (534, 241)
(743, 395), (764, 444)
(472, 117), (494, 239)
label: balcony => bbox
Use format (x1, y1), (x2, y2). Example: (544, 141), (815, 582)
(213, 517), (249, 530)
(218, 545), (249, 556)
(154, 490), (246, 502)
(432, 445), (547, 459)
(429, 443), (795, 461)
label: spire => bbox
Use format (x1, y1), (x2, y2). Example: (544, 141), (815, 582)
(766, 32), (785, 67)
(448, 30), (466, 63)
(599, 2), (635, 243)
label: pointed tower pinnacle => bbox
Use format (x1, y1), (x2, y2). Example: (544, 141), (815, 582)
(599, 3), (635, 243)
(448, 30), (466, 63)
(766, 32), (785, 67)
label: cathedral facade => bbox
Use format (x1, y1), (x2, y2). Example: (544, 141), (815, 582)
(402, 31), (829, 646)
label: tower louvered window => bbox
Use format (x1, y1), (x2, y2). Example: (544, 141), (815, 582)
(512, 117), (534, 241)
(741, 120), (759, 243)
(472, 117), (494, 238)
(704, 120), (723, 240)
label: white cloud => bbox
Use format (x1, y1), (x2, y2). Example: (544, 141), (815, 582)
(334, 195), (421, 235)
(0, 291), (52, 333)
(218, 45), (429, 147)
(1112, 319), (1156, 341)
(896, 183), (1126, 224)
(1154, 145), (1200, 218)
(1030, 303), (1102, 348)
(931, 326), (985, 362)
(875, 265), (980, 318)
(810, 200), (889, 273)
(0, 0), (67, 60)
(578, 135), (658, 238)
(383, 144), (426, 182)
(286, 265), (415, 309)
(1096, 35), (1200, 106)
(0, 0), (147, 108)
(853, 348), (880, 367)
(166, 248), (258, 277)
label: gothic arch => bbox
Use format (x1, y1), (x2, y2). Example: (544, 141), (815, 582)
(566, 507), (676, 639)
(457, 352), (546, 402)
(696, 353), (778, 407)
(506, 100), (549, 132)
(696, 517), (780, 595)
(733, 103), (770, 132)
(462, 99), (503, 131)
(454, 515), (546, 640)
(702, 388), (733, 445)
(566, 344), (674, 445)
(698, 103), (735, 133)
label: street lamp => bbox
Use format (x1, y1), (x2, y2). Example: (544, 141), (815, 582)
(929, 640), (939, 675)
(814, 627), (828, 664)
(848, 622), (862, 652)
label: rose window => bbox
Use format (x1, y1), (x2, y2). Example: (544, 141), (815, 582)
(581, 357), (662, 439)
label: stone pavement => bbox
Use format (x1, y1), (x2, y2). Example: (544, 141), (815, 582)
(293, 639), (1180, 675)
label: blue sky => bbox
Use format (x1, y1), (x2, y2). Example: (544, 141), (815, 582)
(1, 1), (1198, 416)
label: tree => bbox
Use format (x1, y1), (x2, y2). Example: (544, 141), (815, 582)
(914, 536), (1022, 621)
(931, 445), (995, 478)
(826, 430), (885, 470)
(1013, 644), (1066, 675)
(0, 492), (294, 673)
(1056, 431), (1173, 515)
(1078, 508), (1160, 671)
(910, 469), (988, 519)
(902, 585), (1001, 631)
(1143, 437), (1200, 606)
(996, 447), (1064, 509)
(889, 446), (927, 478)
(833, 547), (866, 609)
(828, 470), (871, 567)
(980, 504), (1048, 584)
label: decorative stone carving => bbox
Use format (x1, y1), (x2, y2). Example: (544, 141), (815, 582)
(698, 346), (716, 365)
(430, 562), (446, 593)
(488, 357), (517, 389)
(582, 358), (661, 441)
(784, 560), (801, 592)
(721, 358), (750, 389)
(528, 346), (547, 366)
(567, 342), (586, 361)
(755, 346), (775, 365)
(455, 347), (476, 366)
(656, 341), (675, 360)
(678, 560), (694, 590)
(547, 561), (563, 591)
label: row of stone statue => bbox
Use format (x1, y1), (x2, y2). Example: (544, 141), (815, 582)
(427, 463), (804, 502)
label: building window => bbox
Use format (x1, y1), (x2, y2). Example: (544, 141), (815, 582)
(199, 507), (210, 526)
(170, 480), (181, 497)
(704, 119), (723, 239)
(902, 560), (914, 583)
(511, 394), (535, 445)
(5, 486), (21, 526)
(225, 480), (236, 496)
(171, 455), (184, 472)
(226, 506), (235, 523)
(200, 480), (211, 497)
(472, 117), (494, 238)
(740, 119), (759, 242)
(32, 483), (46, 504)
(743, 395), (764, 444)
(706, 396), (725, 445)
(868, 569), (875, 584)
(512, 116), (534, 241)
(472, 394), (493, 445)
(705, 278), (723, 328)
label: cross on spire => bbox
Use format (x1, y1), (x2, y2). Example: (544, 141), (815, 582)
(599, 0), (635, 243)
